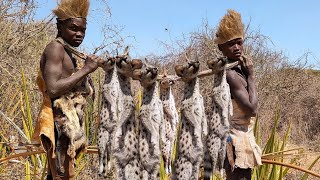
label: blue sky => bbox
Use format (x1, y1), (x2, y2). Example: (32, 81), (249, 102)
(36, 0), (320, 67)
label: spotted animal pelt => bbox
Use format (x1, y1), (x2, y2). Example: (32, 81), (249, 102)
(137, 64), (164, 180)
(53, 77), (92, 159)
(159, 75), (179, 174)
(203, 57), (232, 179)
(111, 48), (143, 180)
(98, 57), (120, 177)
(173, 61), (207, 180)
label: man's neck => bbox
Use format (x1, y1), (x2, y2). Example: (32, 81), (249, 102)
(227, 58), (239, 63)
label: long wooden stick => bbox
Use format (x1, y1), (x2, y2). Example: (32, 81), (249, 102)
(0, 150), (45, 163)
(262, 159), (320, 178)
(0, 148), (98, 163)
(157, 61), (240, 81)
(55, 37), (87, 60)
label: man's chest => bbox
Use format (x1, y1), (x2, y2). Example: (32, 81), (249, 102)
(61, 53), (78, 77)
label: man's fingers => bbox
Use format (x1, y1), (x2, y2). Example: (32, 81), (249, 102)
(241, 55), (247, 63)
(239, 56), (246, 66)
(246, 57), (253, 66)
(242, 55), (253, 66)
(87, 55), (101, 63)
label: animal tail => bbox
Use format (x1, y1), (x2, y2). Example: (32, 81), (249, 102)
(203, 145), (213, 180)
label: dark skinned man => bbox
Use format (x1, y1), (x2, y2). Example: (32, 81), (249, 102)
(32, 0), (104, 179)
(215, 10), (262, 180)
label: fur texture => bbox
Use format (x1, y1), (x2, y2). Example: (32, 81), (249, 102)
(111, 47), (143, 180)
(159, 74), (179, 174)
(53, 0), (89, 20)
(52, 77), (92, 159)
(215, 9), (244, 44)
(98, 57), (119, 177)
(173, 61), (207, 180)
(203, 57), (232, 179)
(137, 64), (164, 180)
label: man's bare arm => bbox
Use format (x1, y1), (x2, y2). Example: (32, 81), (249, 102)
(226, 70), (257, 116)
(43, 42), (99, 98)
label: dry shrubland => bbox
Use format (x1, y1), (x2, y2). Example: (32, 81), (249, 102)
(0, 0), (55, 143)
(0, 0), (319, 179)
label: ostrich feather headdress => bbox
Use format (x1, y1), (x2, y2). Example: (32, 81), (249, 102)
(215, 9), (245, 45)
(52, 0), (90, 20)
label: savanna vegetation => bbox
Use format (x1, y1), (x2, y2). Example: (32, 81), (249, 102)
(0, 0), (319, 179)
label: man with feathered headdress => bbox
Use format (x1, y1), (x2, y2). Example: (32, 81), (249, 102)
(215, 9), (262, 180)
(32, 0), (104, 179)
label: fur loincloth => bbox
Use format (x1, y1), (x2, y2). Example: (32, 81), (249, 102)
(53, 78), (93, 159)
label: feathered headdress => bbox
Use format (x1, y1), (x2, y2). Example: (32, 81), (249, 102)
(52, 0), (90, 20)
(214, 9), (245, 45)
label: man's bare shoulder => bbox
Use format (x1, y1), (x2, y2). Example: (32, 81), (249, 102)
(43, 40), (65, 58)
(40, 40), (68, 73)
(226, 69), (239, 81)
(226, 69), (243, 89)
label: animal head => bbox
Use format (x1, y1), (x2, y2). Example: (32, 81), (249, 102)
(159, 70), (175, 90)
(207, 57), (228, 73)
(134, 62), (158, 87)
(100, 51), (116, 71)
(116, 46), (143, 77)
(175, 61), (200, 82)
(101, 57), (116, 71)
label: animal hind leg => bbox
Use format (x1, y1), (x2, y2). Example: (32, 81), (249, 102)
(207, 134), (221, 176)
(217, 135), (228, 178)
(150, 163), (160, 180)
(113, 159), (125, 180)
(203, 144), (213, 180)
(174, 156), (193, 180)
(98, 127), (109, 177)
(191, 160), (201, 180)
(124, 159), (142, 180)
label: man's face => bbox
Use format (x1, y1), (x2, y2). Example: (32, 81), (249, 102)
(218, 38), (243, 61)
(59, 18), (86, 47)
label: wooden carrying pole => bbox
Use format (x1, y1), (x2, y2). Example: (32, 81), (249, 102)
(55, 37), (87, 60)
(157, 60), (240, 81)
(54, 40), (241, 80)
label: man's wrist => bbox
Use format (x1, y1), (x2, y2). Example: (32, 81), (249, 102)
(247, 73), (255, 81)
(247, 69), (255, 76)
(81, 65), (93, 74)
